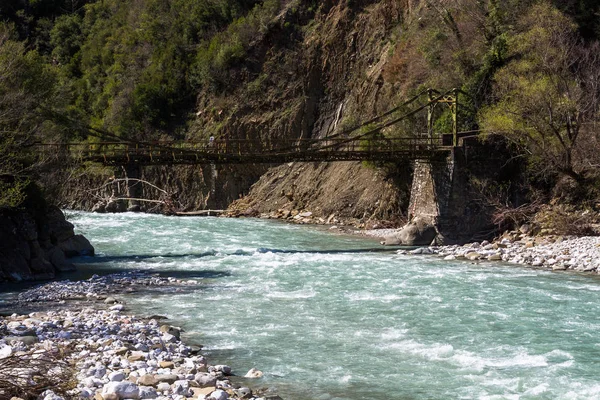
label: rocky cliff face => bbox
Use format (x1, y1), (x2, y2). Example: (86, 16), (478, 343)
(54, 0), (412, 224)
(197, 0), (409, 220)
(0, 205), (94, 282)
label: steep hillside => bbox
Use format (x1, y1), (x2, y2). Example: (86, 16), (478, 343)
(2, 0), (600, 232)
(192, 0), (410, 221)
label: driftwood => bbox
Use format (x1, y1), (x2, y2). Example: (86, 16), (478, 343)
(0, 345), (76, 399)
(174, 210), (224, 216)
(88, 177), (182, 214)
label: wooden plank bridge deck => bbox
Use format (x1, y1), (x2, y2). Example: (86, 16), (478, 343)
(35, 136), (455, 166)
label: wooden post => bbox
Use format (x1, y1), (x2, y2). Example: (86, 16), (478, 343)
(427, 88), (434, 144)
(453, 88), (459, 147)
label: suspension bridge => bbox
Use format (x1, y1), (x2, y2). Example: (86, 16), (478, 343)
(35, 88), (475, 166)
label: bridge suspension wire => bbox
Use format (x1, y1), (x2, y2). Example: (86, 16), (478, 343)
(44, 107), (189, 155)
(325, 89), (430, 140)
(34, 87), (473, 166)
(254, 89), (432, 155)
(267, 88), (459, 155)
(309, 89), (462, 153)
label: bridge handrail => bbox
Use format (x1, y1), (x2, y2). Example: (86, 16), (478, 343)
(33, 137), (450, 165)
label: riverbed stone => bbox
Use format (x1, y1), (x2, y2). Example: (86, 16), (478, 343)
(137, 374), (159, 386)
(102, 381), (140, 399)
(234, 387), (252, 398)
(138, 386), (158, 399)
(156, 382), (171, 392)
(382, 217), (436, 246)
(159, 361), (174, 369)
(159, 324), (181, 338)
(244, 368), (263, 378)
(0, 345), (13, 358)
(109, 371), (125, 382)
(4, 335), (38, 346)
(172, 379), (190, 395)
(194, 372), (217, 387)
(156, 373), (178, 384)
(128, 351), (146, 362)
(2, 271), (280, 400)
(208, 389), (229, 400)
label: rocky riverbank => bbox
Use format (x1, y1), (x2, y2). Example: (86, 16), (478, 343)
(364, 228), (600, 273)
(0, 272), (276, 400)
(0, 205), (94, 283)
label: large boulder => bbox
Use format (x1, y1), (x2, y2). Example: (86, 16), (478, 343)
(58, 234), (94, 257)
(46, 206), (75, 243)
(45, 246), (75, 272)
(382, 217), (437, 246)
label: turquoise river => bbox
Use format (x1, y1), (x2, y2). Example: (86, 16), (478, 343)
(25, 212), (600, 398)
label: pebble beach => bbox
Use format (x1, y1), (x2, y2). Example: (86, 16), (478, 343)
(0, 273), (272, 400)
(363, 228), (600, 273)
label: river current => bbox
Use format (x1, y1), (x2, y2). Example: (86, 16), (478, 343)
(42, 213), (600, 398)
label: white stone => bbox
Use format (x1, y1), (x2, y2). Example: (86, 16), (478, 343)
(209, 389), (229, 400)
(102, 381), (140, 399)
(82, 376), (96, 388)
(109, 370), (125, 382)
(410, 247), (433, 255)
(42, 390), (65, 400)
(162, 333), (178, 343)
(0, 345), (13, 359)
(173, 379), (190, 395)
(93, 366), (106, 378)
(532, 258), (544, 267)
(138, 386), (158, 399)
(156, 382), (171, 392)
(244, 368), (263, 378)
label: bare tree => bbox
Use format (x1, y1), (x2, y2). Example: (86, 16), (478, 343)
(480, 2), (600, 182)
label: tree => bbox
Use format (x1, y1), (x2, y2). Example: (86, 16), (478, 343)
(0, 24), (58, 207)
(479, 2), (600, 182)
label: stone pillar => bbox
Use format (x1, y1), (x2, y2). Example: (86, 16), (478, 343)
(407, 152), (455, 223)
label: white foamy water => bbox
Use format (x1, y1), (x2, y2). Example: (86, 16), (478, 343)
(57, 212), (600, 399)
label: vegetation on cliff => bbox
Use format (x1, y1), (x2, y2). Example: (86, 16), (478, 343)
(1, 0), (600, 230)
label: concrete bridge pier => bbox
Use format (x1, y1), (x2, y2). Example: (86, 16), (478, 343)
(384, 148), (492, 246)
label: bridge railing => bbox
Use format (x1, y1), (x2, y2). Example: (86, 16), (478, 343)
(33, 135), (450, 164)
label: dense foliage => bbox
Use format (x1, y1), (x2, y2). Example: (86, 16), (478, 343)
(383, 0), (600, 203)
(1, 0), (599, 209)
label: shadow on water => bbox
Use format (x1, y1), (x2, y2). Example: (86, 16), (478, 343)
(0, 262), (231, 296)
(255, 247), (407, 254)
(0, 246), (406, 293)
(67, 261), (231, 281)
(73, 246), (404, 264)
(0, 246), (406, 297)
